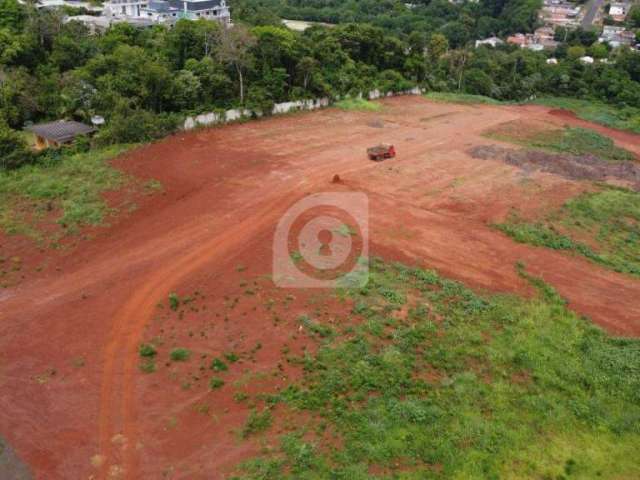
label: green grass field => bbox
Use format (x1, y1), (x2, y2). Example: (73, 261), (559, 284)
(334, 98), (383, 111)
(423, 94), (640, 135)
(232, 259), (640, 479)
(497, 186), (640, 277)
(425, 92), (505, 105)
(487, 126), (635, 162)
(533, 97), (640, 134)
(0, 145), (134, 240)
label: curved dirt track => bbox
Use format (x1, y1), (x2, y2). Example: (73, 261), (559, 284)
(1, 96), (639, 479)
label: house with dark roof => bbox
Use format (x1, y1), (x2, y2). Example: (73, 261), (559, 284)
(104, 0), (230, 24)
(142, 0), (229, 23)
(25, 120), (96, 150)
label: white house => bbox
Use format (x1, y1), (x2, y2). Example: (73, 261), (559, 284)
(609, 3), (627, 18)
(104, 0), (148, 17)
(105, 0), (230, 24)
(579, 56), (594, 64)
(475, 36), (504, 48)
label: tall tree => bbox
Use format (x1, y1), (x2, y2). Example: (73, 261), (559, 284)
(216, 24), (256, 104)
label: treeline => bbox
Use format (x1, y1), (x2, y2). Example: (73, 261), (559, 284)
(230, 0), (543, 44)
(1, 0), (640, 167)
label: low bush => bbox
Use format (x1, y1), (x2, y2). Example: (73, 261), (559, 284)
(0, 124), (33, 170)
(170, 348), (191, 362)
(139, 343), (157, 357)
(94, 102), (179, 146)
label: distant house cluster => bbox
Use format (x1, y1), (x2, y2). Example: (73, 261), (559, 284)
(474, 0), (639, 56)
(39, 0), (231, 31)
(539, 0), (580, 28)
(506, 27), (559, 51)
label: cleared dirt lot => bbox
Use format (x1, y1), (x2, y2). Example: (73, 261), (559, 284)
(0, 96), (639, 479)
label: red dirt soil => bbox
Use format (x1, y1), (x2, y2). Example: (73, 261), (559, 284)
(1, 97), (639, 479)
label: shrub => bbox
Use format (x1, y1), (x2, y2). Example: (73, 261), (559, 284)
(139, 343), (157, 357)
(210, 357), (228, 371)
(0, 124), (33, 170)
(224, 352), (239, 363)
(168, 293), (180, 311)
(210, 377), (225, 389)
(94, 101), (178, 146)
(170, 348), (191, 361)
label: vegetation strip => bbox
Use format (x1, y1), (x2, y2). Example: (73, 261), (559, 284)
(230, 259), (640, 479)
(497, 186), (640, 277)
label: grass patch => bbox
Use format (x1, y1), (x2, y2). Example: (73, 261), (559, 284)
(0, 145), (134, 239)
(425, 91), (504, 105)
(233, 259), (640, 479)
(168, 293), (180, 311)
(210, 377), (225, 389)
(488, 126), (635, 162)
(334, 98), (382, 112)
(241, 409), (273, 439)
(139, 359), (156, 373)
(169, 348), (191, 362)
(532, 97), (640, 134)
(497, 186), (640, 277)
(224, 352), (239, 363)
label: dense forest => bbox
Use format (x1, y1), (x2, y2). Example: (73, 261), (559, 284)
(231, 0), (543, 42)
(1, 0), (640, 168)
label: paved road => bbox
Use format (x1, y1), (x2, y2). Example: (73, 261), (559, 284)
(581, 0), (606, 28)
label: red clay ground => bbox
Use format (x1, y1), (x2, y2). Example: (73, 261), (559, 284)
(0, 97), (639, 479)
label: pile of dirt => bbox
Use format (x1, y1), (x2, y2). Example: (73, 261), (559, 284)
(470, 145), (640, 190)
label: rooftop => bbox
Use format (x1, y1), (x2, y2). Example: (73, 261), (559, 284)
(25, 120), (96, 143)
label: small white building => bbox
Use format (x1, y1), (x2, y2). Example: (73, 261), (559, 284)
(546, 57), (558, 64)
(609, 3), (627, 18)
(104, 0), (147, 17)
(579, 56), (594, 64)
(475, 36), (504, 48)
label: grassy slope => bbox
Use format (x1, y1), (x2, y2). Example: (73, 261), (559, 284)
(334, 98), (383, 111)
(425, 92), (504, 105)
(487, 126), (635, 162)
(497, 186), (640, 277)
(424, 93), (640, 135)
(533, 97), (640, 134)
(233, 260), (640, 479)
(0, 145), (135, 239)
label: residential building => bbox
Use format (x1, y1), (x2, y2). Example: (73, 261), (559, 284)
(539, 0), (581, 28)
(475, 36), (504, 48)
(104, 0), (230, 24)
(25, 120), (96, 150)
(609, 2), (628, 21)
(599, 25), (636, 47)
(507, 31), (558, 50)
(141, 0), (230, 23)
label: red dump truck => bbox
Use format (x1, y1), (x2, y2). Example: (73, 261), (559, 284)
(367, 144), (396, 161)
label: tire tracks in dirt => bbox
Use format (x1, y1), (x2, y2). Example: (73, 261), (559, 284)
(96, 195), (294, 479)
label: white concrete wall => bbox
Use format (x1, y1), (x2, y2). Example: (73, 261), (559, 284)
(183, 88), (424, 131)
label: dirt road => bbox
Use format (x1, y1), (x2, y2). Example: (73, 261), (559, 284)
(0, 97), (639, 479)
